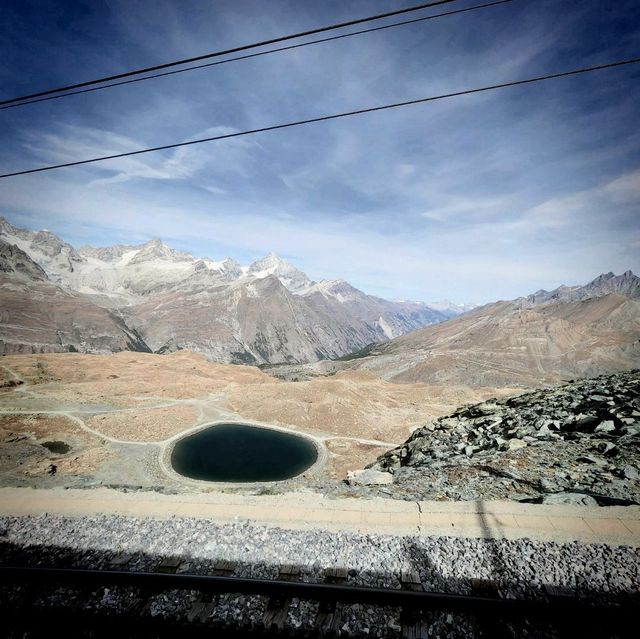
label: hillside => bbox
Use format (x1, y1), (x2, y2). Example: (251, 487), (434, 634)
(340, 288), (640, 387)
(366, 370), (640, 504)
(0, 243), (149, 355)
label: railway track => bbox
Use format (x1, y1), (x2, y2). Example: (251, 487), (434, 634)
(1, 558), (636, 638)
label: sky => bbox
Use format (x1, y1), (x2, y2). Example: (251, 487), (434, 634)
(0, 0), (639, 304)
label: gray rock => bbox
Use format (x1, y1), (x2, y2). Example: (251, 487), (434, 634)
(537, 424), (553, 437)
(542, 492), (598, 506)
(593, 442), (619, 457)
(622, 465), (639, 480)
(346, 469), (394, 486)
(539, 479), (559, 493)
(573, 415), (599, 430)
(507, 439), (527, 451)
(595, 420), (616, 433)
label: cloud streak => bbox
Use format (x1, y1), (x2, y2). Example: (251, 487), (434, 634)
(0, 0), (638, 302)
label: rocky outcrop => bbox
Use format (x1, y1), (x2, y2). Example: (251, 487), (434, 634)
(369, 370), (640, 505)
(0, 242), (48, 281)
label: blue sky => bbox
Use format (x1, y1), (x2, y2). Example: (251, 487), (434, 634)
(0, 0), (639, 303)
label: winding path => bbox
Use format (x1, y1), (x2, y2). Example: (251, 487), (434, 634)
(0, 364), (396, 449)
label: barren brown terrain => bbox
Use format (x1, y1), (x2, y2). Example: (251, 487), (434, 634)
(0, 351), (516, 489)
(341, 294), (640, 386)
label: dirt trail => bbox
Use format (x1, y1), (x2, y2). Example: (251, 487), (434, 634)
(0, 351), (514, 488)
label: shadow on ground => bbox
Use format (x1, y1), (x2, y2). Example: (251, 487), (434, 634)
(0, 524), (637, 638)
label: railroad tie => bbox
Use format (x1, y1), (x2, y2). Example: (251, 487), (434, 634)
(156, 556), (183, 574)
(186, 559), (237, 624)
(469, 578), (510, 639)
(109, 553), (148, 617)
(262, 564), (301, 632)
(107, 553), (149, 617)
(400, 570), (428, 639)
(108, 553), (133, 570)
(314, 566), (349, 637)
(123, 556), (186, 618)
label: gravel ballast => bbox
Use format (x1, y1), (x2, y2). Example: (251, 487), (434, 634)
(1, 513), (638, 637)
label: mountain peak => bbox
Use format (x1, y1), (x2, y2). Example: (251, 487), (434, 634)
(247, 252), (313, 293)
(249, 251), (286, 270)
(130, 238), (192, 264)
(141, 238), (165, 249)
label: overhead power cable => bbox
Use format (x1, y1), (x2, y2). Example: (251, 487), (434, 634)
(0, 0), (461, 107)
(1, 56), (638, 180)
(1, 0), (513, 111)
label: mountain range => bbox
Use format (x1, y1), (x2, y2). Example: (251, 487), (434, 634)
(2, 217), (638, 380)
(0, 217), (449, 362)
(336, 270), (640, 387)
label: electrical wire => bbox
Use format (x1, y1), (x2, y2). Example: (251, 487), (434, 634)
(1, 56), (637, 180)
(0, 0), (461, 107)
(1, 1), (513, 111)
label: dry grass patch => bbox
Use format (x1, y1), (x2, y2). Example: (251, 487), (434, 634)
(86, 405), (199, 442)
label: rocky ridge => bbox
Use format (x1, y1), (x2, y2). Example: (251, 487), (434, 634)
(526, 270), (640, 306)
(0, 242), (48, 281)
(368, 370), (640, 504)
(337, 289), (640, 387)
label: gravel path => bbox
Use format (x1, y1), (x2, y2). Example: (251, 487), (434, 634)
(1, 513), (638, 637)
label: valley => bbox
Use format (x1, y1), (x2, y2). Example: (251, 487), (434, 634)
(0, 350), (514, 492)
(0, 217), (639, 500)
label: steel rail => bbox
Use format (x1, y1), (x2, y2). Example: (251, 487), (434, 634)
(1, 566), (635, 619)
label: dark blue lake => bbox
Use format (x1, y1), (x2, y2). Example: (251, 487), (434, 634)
(170, 423), (318, 482)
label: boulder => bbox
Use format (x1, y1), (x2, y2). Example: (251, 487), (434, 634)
(507, 439), (527, 451)
(542, 492), (598, 506)
(346, 469), (394, 486)
(595, 420), (616, 433)
(573, 415), (599, 431)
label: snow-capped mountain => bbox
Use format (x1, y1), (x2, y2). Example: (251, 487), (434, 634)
(0, 217), (448, 362)
(246, 251), (313, 293)
(426, 299), (479, 318)
(0, 218), (83, 283)
(0, 241), (149, 355)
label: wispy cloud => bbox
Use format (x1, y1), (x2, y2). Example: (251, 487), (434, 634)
(20, 124), (260, 187)
(0, 0), (639, 302)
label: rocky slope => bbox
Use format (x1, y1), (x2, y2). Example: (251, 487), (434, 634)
(0, 242), (48, 281)
(0, 243), (150, 355)
(367, 370), (640, 504)
(339, 280), (640, 387)
(0, 217), (446, 363)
